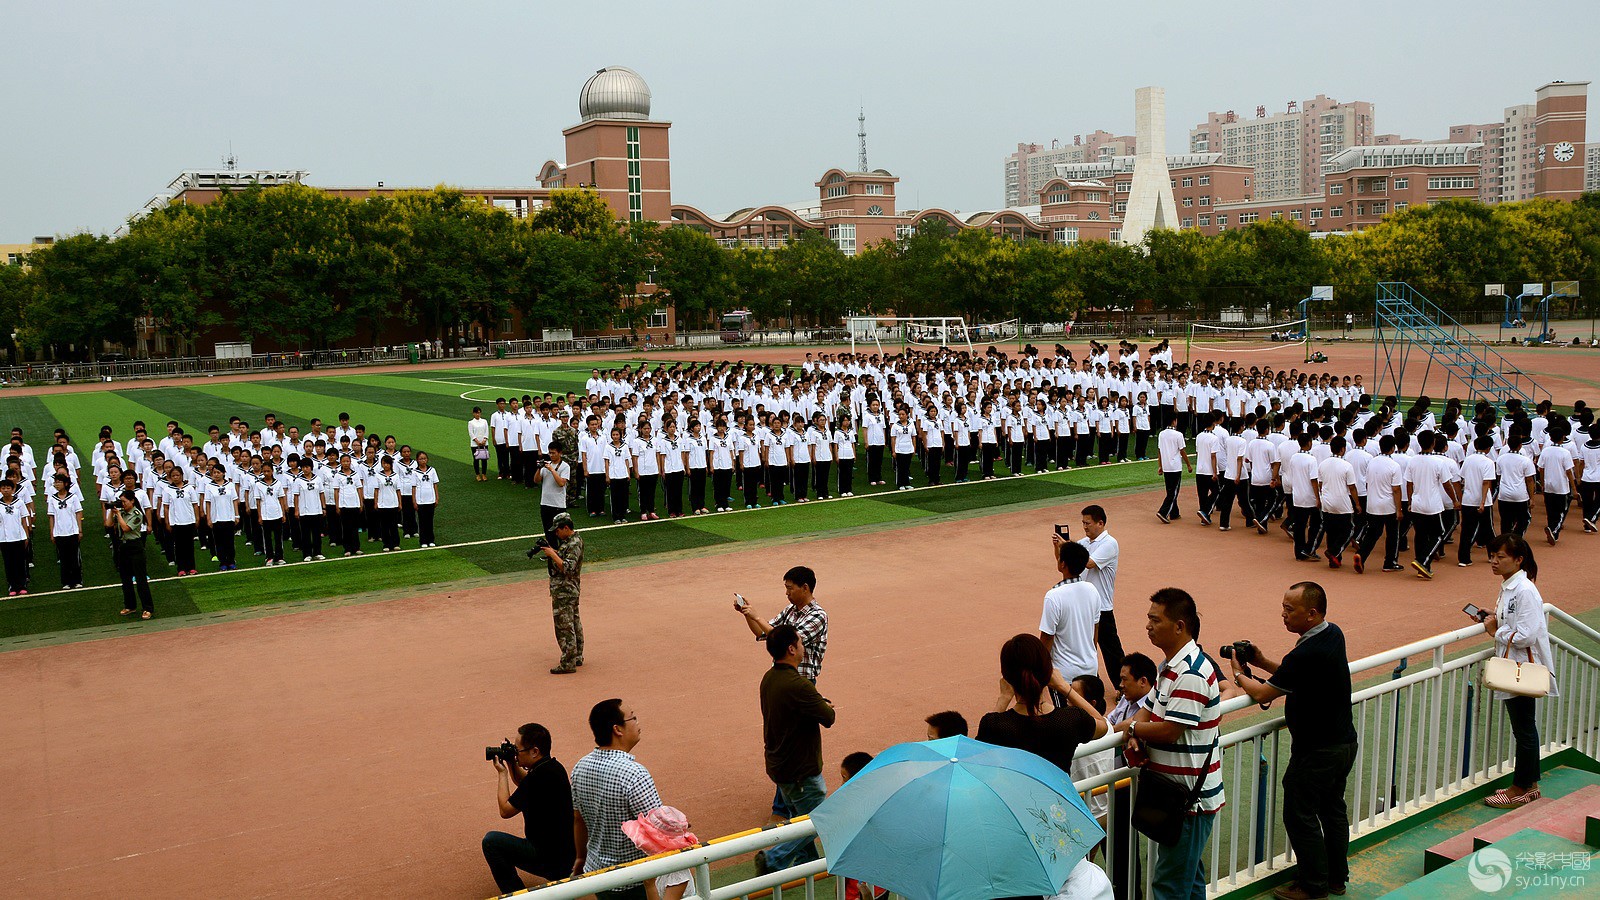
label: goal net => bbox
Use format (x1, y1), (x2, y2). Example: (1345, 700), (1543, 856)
(1186, 319), (1309, 364)
(847, 316), (974, 354)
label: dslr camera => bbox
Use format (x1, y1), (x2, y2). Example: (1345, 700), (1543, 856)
(1219, 640), (1257, 665)
(486, 740), (518, 764)
(526, 536), (551, 559)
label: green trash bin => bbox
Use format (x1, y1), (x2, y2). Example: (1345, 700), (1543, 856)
(495, 345), (507, 360)
(407, 343), (419, 364)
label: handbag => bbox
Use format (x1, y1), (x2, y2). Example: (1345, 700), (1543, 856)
(1130, 739), (1216, 846)
(1483, 644), (1550, 698)
(473, 446), (490, 461)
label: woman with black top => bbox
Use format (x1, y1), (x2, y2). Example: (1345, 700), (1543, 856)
(976, 634), (1108, 774)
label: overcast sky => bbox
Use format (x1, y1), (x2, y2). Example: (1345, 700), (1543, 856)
(5, 0), (1598, 241)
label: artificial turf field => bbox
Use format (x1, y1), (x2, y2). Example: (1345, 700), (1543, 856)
(0, 360), (1165, 643)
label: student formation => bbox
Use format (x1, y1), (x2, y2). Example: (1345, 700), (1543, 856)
(0, 414), (444, 601)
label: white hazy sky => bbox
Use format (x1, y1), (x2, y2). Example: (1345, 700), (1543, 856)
(4, 0), (1597, 241)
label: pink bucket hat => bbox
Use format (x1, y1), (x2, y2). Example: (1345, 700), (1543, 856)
(622, 806), (699, 855)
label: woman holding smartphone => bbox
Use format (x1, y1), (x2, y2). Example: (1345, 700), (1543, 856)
(1479, 533), (1557, 808)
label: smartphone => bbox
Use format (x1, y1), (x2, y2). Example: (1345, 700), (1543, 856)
(1054, 524), (1070, 539)
(1462, 603), (1484, 620)
(734, 593), (748, 610)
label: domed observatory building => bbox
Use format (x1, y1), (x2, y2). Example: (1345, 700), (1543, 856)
(542, 66), (673, 223)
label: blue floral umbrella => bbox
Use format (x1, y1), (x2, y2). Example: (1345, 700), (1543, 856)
(809, 736), (1103, 900)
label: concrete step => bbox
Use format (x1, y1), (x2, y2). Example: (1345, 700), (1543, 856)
(1391, 828), (1594, 898)
(1423, 785), (1600, 873)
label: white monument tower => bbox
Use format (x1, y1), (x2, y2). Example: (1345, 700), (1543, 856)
(1120, 86), (1178, 249)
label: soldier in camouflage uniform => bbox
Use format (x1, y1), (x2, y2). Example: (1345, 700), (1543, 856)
(539, 512), (584, 674)
(551, 411), (581, 510)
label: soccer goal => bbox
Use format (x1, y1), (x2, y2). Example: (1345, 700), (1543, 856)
(1185, 319), (1309, 366)
(847, 316), (972, 354)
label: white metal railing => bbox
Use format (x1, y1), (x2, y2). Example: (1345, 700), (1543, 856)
(515, 606), (1600, 900)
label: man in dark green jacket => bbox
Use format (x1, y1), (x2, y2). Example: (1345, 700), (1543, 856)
(756, 623), (836, 875)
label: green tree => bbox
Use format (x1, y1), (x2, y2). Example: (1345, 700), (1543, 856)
(649, 225), (736, 330)
(20, 233), (132, 359)
(391, 188), (516, 351)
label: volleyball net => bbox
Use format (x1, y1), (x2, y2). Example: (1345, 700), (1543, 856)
(1185, 320), (1308, 365)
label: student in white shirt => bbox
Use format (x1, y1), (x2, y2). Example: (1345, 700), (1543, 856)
(1578, 421), (1600, 532)
(371, 457), (405, 551)
(1458, 436), (1499, 567)
(292, 458), (327, 561)
(1406, 431), (1455, 579)
(1156, 417), (1191, 524)
(833, 416), (857, 497)
(331, 456), (366, 556)
(707, 422), (738, 512)
(685, 420), (711, 514)
(1355, 433), (1406, 573)
(204, 469), (240, 571)
(1496, 433), (1538, 538)
(46, 474), (84, 589)
(864, 398), (889, 483)
(631, 422), (664, 520)
(469, 406), (492, 482)
(1317, 437), (1359, 567)
(807, 413), (834, 499)
(0, 478), (30, 595)
(1537, 423), (1576, 544)
(488, 399), (511, 480)
(412, 452), (441, 547)
(889, 407), (919, 490)
(603, 426), (634, 523)
(1284, 432), (1322, 561)
(162, 468), (201, 576)
(254, 468), (289, 565)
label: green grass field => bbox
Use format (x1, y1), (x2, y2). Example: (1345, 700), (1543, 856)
(0, 360), (1167, 642)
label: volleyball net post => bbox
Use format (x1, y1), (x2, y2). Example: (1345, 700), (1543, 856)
(1300, 285), (1334, 363)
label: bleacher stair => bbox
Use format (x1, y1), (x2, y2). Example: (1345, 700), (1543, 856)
(1423, 784), (1600, 872)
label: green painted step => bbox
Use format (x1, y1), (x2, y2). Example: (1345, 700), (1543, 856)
(1385, 828), (1594, 899)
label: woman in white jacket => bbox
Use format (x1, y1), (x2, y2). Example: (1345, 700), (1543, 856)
(1481, 532), (1558, 808)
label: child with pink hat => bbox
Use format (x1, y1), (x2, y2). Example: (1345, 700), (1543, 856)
(622, 806), (701, 900)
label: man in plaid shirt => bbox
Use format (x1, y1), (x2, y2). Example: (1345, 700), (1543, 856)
(571, 699), (661, 900)
(735, 565), (828, 681)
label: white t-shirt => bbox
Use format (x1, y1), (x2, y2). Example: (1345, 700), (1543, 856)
(1078, 531), (1119, 613)
(1039, 578), (1102, 680)
(1285, 452), (1319, 507)
(1460, 454), (1497, 508)
(1496, 452), (1536, 503)
(47, 492), (82, 537)
(1408, 454), (1449, 515)
(539, 460), (569, 508)
(413, 467), (440, 505)
(1318, 456), (1356, 514)
(1157, 427), (1186, 473)
(1538, 444), (1575, 494)
(1365, 454), (1402, 516)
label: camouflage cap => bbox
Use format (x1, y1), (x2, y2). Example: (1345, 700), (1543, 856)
(550, 512), (574, 530)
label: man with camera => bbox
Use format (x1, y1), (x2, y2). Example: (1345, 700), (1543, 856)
(533, 512), (584, 674)
(483, 723), (577, 897)
(534, 446), (572, 537)
(1226, 582), (1357, 900)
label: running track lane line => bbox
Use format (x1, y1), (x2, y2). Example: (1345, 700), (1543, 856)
(18, 456), (1156, 599)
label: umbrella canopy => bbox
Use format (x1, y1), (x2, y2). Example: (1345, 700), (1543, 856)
(809, 736), (1103, 900)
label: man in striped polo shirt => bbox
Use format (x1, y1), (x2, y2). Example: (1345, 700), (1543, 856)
(1119, 588), (1224, 900)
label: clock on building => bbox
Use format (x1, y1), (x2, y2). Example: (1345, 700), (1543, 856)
(1553, 141), (1576, 162)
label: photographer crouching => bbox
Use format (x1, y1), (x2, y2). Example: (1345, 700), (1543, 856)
(483, 724), (576, 897)
(1226, 582), (1357, 900)
(530, 512), (584, 675)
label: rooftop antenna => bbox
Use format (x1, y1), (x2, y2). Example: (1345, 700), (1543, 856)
(858, 106), (868, 172)
(222, 142), (238, 171)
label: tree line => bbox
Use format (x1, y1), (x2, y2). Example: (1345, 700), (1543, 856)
(0, 186), (1596, 361)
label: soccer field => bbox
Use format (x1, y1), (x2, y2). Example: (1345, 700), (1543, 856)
(0, 360), (1163, 642)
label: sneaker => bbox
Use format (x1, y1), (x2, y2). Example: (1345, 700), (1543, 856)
(1256, 521), (1269, 535)
(1196, 510), (1211, 526)
(549, 666), (578, 675)
(1328, 554), (1341, 569)
(1584, 520), (1597, 533)
(1352, 554), (1365, 574)
(1218, 526), (1231, 532)
(1382, 563), (1405, 572)
(315, 554), (326, 561)
(1411, 560), (1433, 580)
(1458, 561), (1473, 567)
(1157, 512), (1170, 524)
(1545, 526), (1557, 546)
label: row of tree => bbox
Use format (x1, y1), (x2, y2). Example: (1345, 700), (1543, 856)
(0, 186), (1597, 360)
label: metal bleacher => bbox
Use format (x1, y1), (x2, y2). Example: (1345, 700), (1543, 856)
(1373, 281), (1552, 408)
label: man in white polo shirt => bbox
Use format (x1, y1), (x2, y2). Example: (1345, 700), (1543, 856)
(1040, 537), (1103, 684)
(1078, 504), (1123, 683)
(1457, 435), (1498, 567)
(1285, 432), (1322, 562)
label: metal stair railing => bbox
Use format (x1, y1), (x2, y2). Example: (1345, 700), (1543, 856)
(1375, 282), (1550, 407)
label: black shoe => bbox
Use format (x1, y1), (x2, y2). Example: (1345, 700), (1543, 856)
(549, 666), (577, 675)
(752, 852), (772, 877)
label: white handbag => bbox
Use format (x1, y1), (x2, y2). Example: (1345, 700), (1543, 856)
(1483, 646), (1550, 698)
